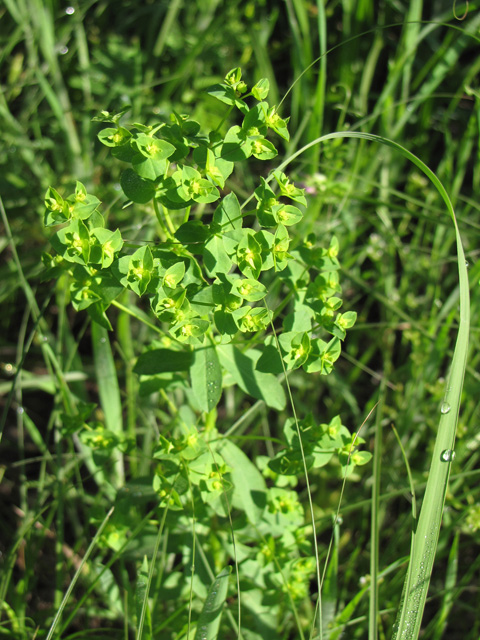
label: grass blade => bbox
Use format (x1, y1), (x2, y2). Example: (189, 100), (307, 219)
(194, 566), (231, 640)
(136, 557), (152, 640)
(45, 507), (115, 640)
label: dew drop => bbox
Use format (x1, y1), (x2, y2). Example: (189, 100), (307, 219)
(440, 402), (451, 414)
(100, 337), (107, 343)
(65, 6), (75, 14)
(441, 449), (455, 462)
(17, 406), (25, 415)
(465, 260), (469, 268)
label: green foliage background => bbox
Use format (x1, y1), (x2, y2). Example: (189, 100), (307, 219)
(1, 1), (479, 639)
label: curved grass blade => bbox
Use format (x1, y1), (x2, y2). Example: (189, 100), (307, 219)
(57, 507), (158, 636)
(136, 488), (177, 640)
(45, 507), (115, 640)
(275, 131), (469, 639)
(194, 566), (231, 640)
(428, 531), (459, 640)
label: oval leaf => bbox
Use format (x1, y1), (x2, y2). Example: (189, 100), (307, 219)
(120, 168), (155, 204)
(217, 344), (286, 410)
(190, 344), (222, 412)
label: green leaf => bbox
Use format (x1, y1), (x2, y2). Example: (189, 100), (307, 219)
(250, 137), (277, 160)
(230, 278), (266, 302)
(91, 228), (123, 268)
(86, 303), (113, 331)
(44, 186), (68, 226)
(279, 331), (311, 370)
(251, 78), (270, 101)
(283, 303), (314, 332)
(232, 306), (270, 333)
(98, 126), (132, 147)
(217, 344), (286, 409)
(236, 232), (262, 278)
(190, 344), (222, 413)
(242, 102), (268, 135)
(213, 192), (243, 231)
(214, 309), (238, 339)
(193, 147), (234, 188)
(171, 318), (209, 344)
(135, 134), (176, 161)
(125, 245), (154, 296)
(221, 125), (253, 162)
(203, 234), (233, 277)
(132, 152), (167, 181)
(70, 191), (101, 221)
(304, 337), (342, 374)
(92, 107), (131, 123)
(190, 179), (220, 204)
(120, 168), (155, 204)
(225, 67), (242, 85)
(207, 82), (248, 110)
(134, 349), (193, 375)
(155, 175), (193, 209)
(272, 204), (303, 226)
(112, 142), (138, 163)
(174, 220), (211, 247)
(264, 488), (304, 529)
(272, 170), (307, 206)
(216, 439), (267, 525)
(91, 324), (123, 438)
(255, 229), (276, 271)
(194, 567), (231, 640)
(256, 342), (283, 374)
(264, 105), (290, 141)
(189, 285), (215, 316)
(352, 450), (372, 466)
(52, 219), (91, 265)
(163, 261), (185, 289)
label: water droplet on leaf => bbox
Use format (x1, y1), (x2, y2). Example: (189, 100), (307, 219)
(440, 402), (451, 414)
(441, 449), (455, 462)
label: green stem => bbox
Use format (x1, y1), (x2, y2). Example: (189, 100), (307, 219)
(153, 199), (174, 240)
(111, 299), (164, 335)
